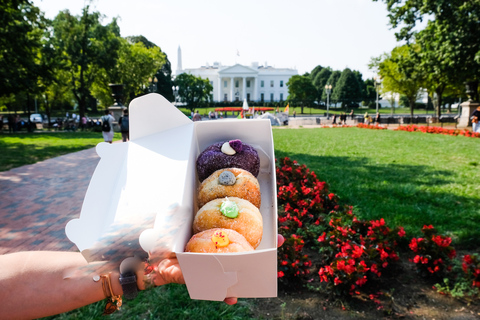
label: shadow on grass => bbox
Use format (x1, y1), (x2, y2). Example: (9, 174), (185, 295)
(276, 151), (480, 249)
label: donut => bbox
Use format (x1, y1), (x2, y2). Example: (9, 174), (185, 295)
(196, 139), (260, 182)
(198, 168), (261, 209)
(193, 197), (263, 248)
(185, 228), (254, 253)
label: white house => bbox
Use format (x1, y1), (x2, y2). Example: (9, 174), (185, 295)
(176, 47), (298, 103)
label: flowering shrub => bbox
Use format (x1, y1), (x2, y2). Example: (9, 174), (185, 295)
(356, 123), (387, 130)
(275, 157), (405, 295)
(395, 125), (480, 138)
(316, 214), (405, 295)
(434, 254), (480, 300)
(462, 254), (480, 289)
(408, 225), (456, 277)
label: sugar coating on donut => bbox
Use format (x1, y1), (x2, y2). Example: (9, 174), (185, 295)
(193, 197), (263, 248)
(196, 140), (260, 182)
(197, 168), (261, 208)
(185, 228), (254, 253)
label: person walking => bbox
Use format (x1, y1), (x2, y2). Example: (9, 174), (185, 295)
(101, 110), (115, 143)
(472, 106), (480, 133)
(118, 109), (130, 142)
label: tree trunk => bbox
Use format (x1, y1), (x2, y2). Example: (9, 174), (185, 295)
(435, 85), (445, 118)
(409, 98), (415, 123)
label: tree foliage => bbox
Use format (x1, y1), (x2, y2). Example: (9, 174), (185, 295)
(0, 0), (47, 97)
(372, 45), (423, 118)
(331, 68), (362, 107)
(286, 75), (317, 114)
(175, 73), (213, 112)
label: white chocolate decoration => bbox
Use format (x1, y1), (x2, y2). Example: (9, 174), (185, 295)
(221, 142), (236, 155)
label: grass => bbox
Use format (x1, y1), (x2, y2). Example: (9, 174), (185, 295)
(0, 132), (121, 172)
(41, 284), (253, 320)
(273, 127), (480, 248)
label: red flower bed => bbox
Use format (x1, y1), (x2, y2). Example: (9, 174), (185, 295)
(394, 125), (480, 138)
(276, 157), (405, 295)
(356, 123), (387, 130)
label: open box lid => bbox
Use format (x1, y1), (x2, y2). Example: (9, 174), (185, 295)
(65, 94), (278, 300)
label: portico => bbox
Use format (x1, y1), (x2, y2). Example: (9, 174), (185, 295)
(217, 65), (259, 102)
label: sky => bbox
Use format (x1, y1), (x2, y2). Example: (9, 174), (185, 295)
(32, 0), (401, 80)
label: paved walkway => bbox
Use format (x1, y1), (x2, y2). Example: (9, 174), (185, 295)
(0, 148), (100, 255)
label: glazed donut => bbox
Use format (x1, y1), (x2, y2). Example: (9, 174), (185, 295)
(193, 197), (263, 248)
(185, 228), (254, 253)
(198, 168), (261, 209)
(196, 139), (260, 182)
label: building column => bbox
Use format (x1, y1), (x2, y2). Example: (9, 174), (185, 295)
(243, 77), (246, 100)
(218, 77), (222, 102)
(230, 77), (234, 102)
(253, 77), (257, 102)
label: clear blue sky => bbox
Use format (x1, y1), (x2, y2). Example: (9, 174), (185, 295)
(33, 0), (401, 79)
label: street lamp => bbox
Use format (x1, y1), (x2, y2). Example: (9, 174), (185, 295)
(172, 85), (179, 106)
(149, 76), (158, 93)
(325, 84), (332, 119)
(374, 76), (380, 113)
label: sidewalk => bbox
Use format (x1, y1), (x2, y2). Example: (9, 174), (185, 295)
(0, 148), (100, 255)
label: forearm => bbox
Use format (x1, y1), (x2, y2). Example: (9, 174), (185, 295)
(0, 251), (124, 320)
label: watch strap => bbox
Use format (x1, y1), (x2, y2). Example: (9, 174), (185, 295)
(119, 272), (138, 300)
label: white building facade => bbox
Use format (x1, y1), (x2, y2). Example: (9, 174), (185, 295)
(178, 60), (298, 103)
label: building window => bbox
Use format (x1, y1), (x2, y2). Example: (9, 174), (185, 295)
(210, 81), (213, 86)
(224, 94), (228, 101)
(270, 80), (274, 87)
(247, 80), (250, 88)
(247, 93), (250, 101)
(224, 81), (227, 88)
(280, 93), (283, 101)
(270, 93), (274, 101)
(261, 80), (264, 88)
(235, 80), (239, 88)
(260, 93), (264, 102)
(280, 80), (284, 87)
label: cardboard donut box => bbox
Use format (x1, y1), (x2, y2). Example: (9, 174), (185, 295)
(66, 93), (278, 301)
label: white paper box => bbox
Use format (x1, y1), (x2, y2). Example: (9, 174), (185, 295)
(65, 93), (278, 301)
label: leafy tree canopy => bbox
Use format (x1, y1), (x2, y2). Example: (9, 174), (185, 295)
(175, 73), (213, 112)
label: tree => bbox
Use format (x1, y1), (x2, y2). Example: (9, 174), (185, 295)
(175, 73), (213, 112)
(51, 6), (122, 118)
(92, 37), (165, 107)
(312, 68), (332, 104)
(309, 65), (324, 82)
(126, 35), (174, 101)
(372, 45), (423, 119)
(374, 0), (480, 100)
(0, 0), (46, 98)
(286, 75), (317, 114)
(321, 71), (341, 103)
(331, 68), (362, 108)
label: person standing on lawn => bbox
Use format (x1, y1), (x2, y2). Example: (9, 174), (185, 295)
(118, 109), (130, 142)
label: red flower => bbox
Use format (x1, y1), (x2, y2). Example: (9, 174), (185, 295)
(317, 232), (326, 242)
(398, 227), (406, 237)
(277, 271), (284, 278)
(328, 193), (335, 200)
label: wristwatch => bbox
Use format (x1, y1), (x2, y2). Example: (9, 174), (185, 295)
(119, 257), (140, 300)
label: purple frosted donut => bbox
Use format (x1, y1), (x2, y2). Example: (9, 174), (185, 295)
(196, 139), (260, 182)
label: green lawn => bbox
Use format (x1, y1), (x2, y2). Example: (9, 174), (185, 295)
(0, 132), (121, 172)
(273, 127), (480, 248)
